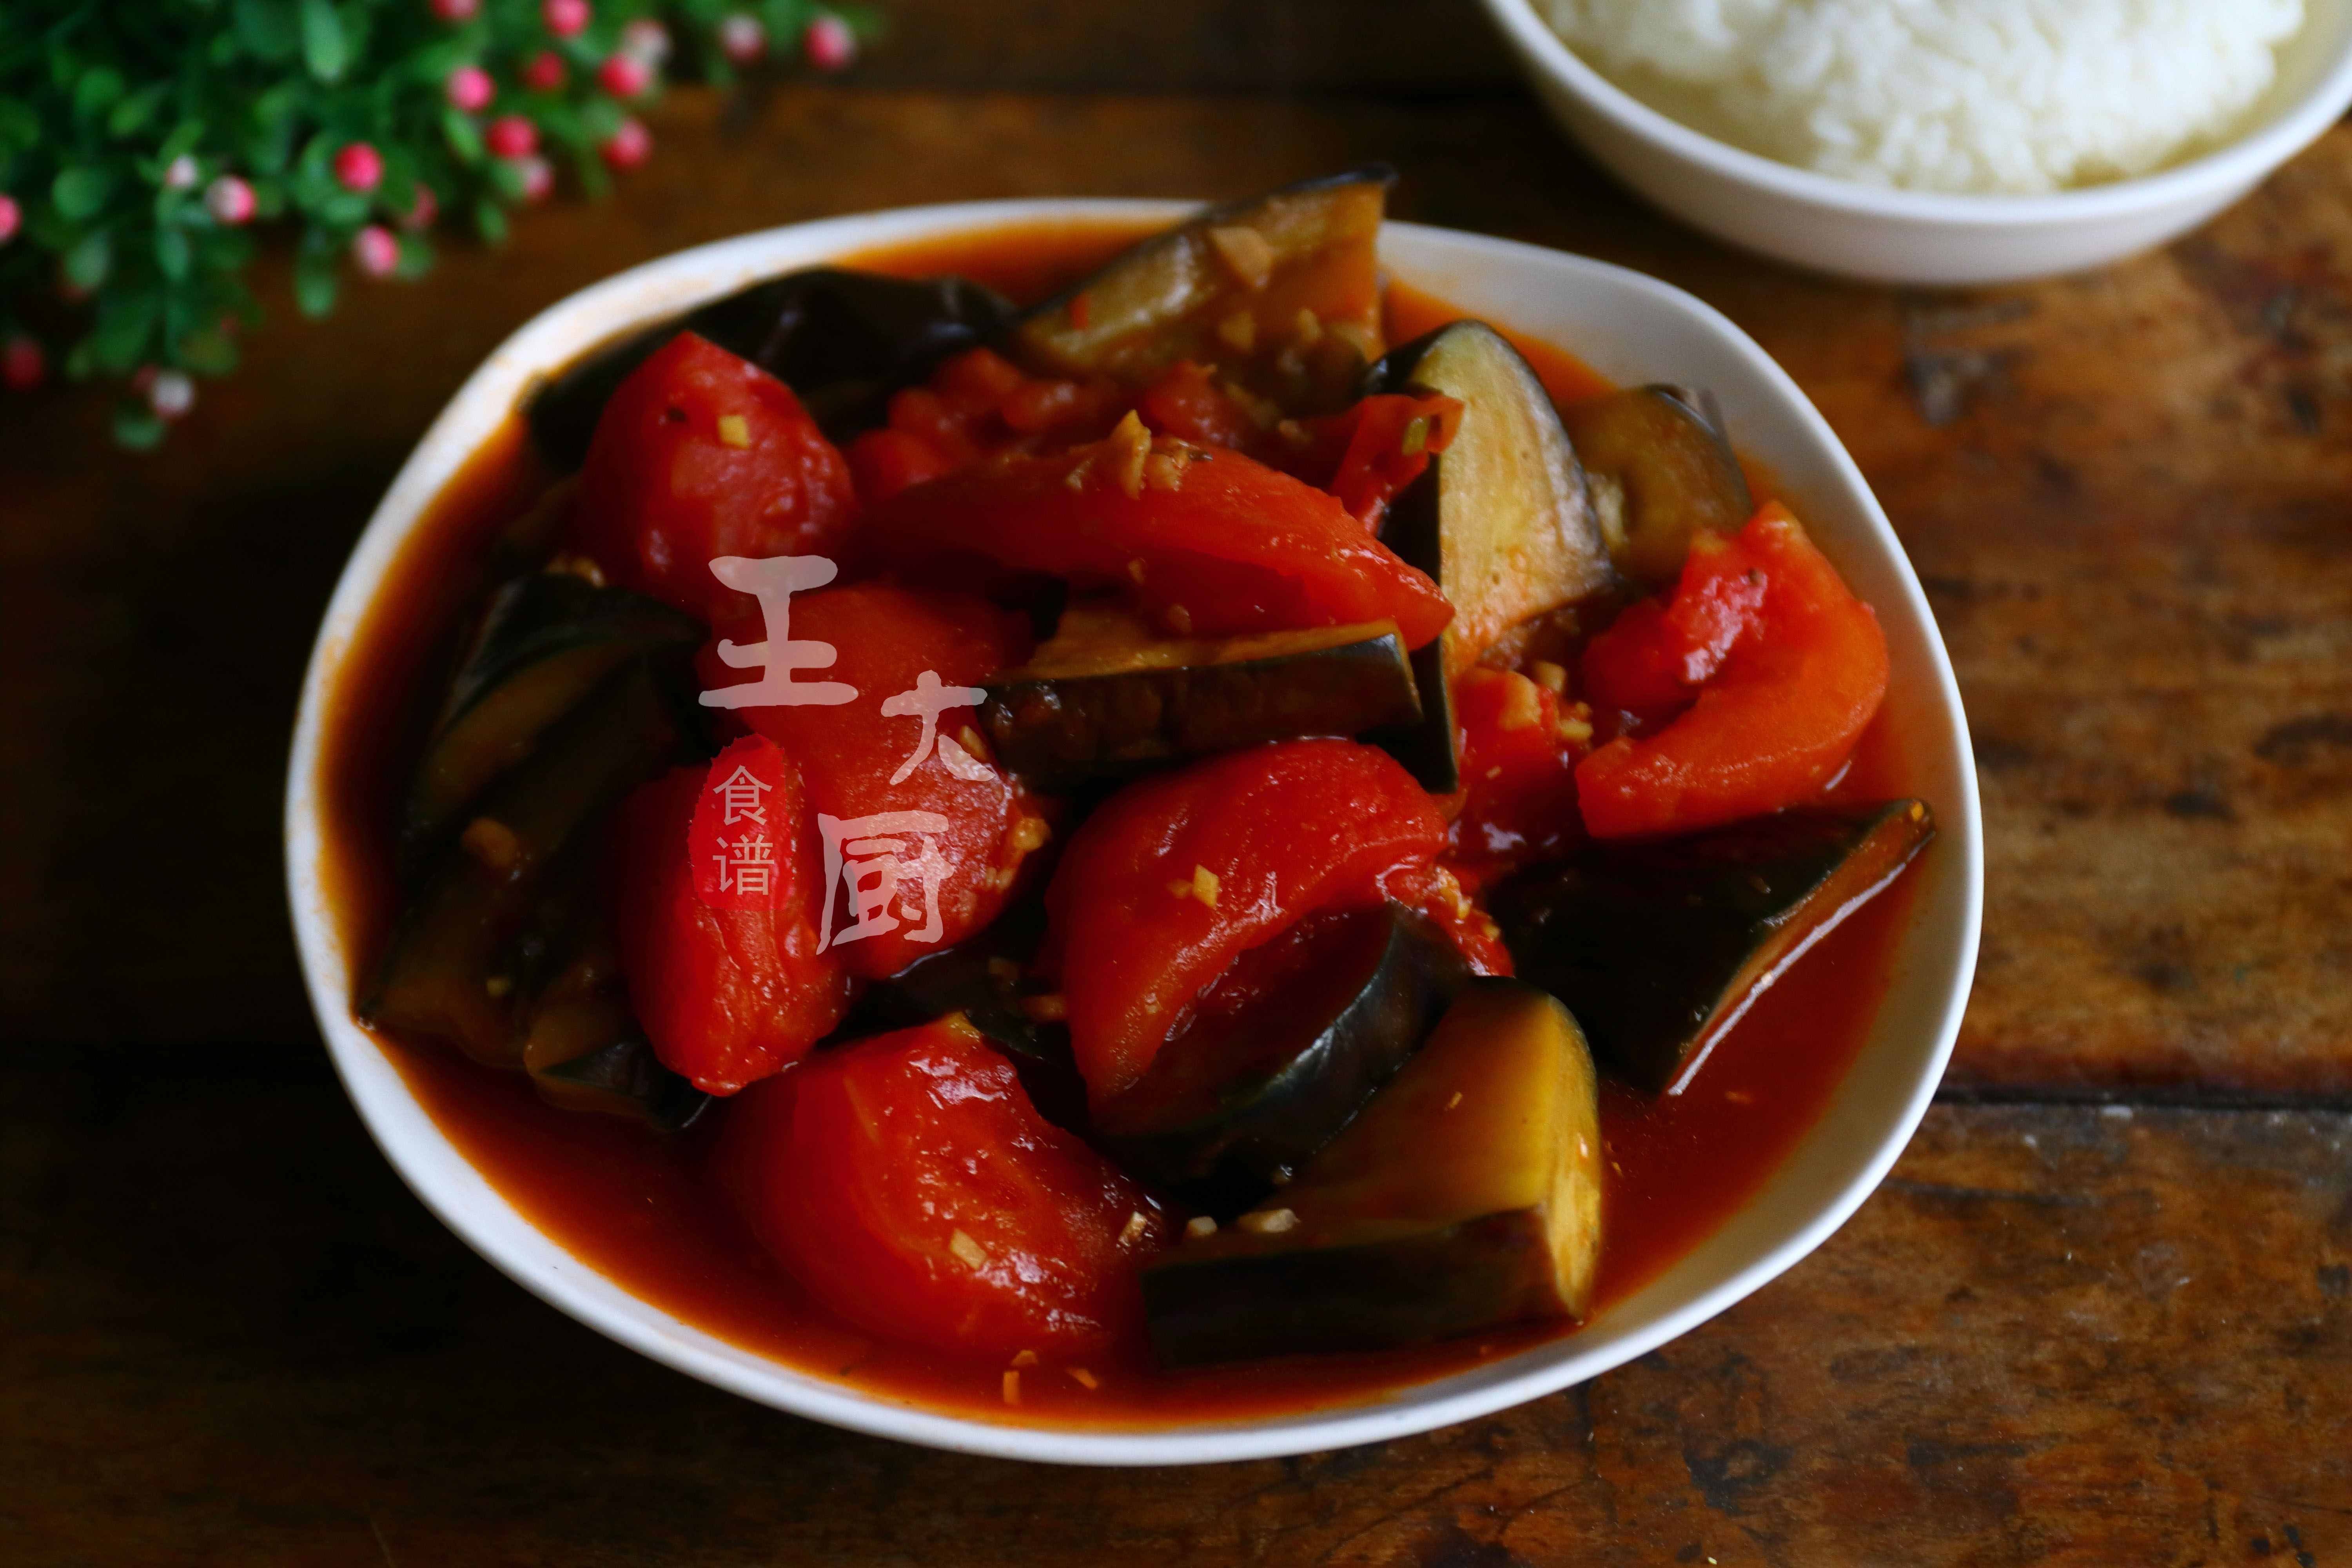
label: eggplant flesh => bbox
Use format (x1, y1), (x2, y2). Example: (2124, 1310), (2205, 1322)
(979, 606), (1422, 788)
(1361, 322), (1619, 790)
(406, 570), (702, 851)
(1561, 384), (1751, 588)
(1141, 977), (1604, 1367)
(1094, 901), (1470, 1216)
(362, 663), (685, 1067)
(1010, 167), (1393, 411)
(527, 267), (1018, 465)
(1491, 799), (1936, 1095)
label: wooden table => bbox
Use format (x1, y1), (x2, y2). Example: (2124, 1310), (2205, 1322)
(6, 6), (2348, 1561)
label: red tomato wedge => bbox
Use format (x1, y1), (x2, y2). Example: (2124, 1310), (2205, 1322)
(1324, 392), (1463, 530)
(1576, 503), (1889, 839)
(1044, 739), (1448, 1103)
(1450, 666), (1589, 873)
(570, 331), (859, 625)
(718, 1018), (1169, 1357)
(609, 738), (850, 1094)
(705, 582), (1044, 980)
(859, 421), (1454, 647)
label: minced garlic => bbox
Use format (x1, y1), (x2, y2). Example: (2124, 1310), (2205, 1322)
(948, 1229), (989, 1270)
(1207, 225), (1275, 290)
(1236, 1208), (1299, 1236)
(1109, 410), (1151, 498)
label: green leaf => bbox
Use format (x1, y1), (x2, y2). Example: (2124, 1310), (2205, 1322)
(235, 0), (299, 62)
(89, 294), (160, 373)
(294, 249), (338, 317)
(316, 191), (369, 227)
(53, 166), (115, 220)
(395, 232), (434, 281)
(180, 329), (240, 376)
(74, 69), (126, 123)
(577, 99), (624, 143)
(441, 105), (483, 163)
(299, 0), (349, 82)
(0, 98), (41, 154)
(158, 119), (209, 163)
(474, 196), (507, 247)
(156, 225), (192, 282)
(484, 158), (528, 201)
(114, 405), (168, 450)
(64, 229), (113, 290)
(109, 83), (169, 139)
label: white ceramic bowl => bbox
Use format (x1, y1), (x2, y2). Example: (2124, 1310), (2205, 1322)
(1480, 0), (2352, 286)
(285, 200), (1984, 1465)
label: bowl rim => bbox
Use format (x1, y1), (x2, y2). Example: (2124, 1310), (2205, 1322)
(284, 197), (1985, 1466)
(1478, 0), (2352, 223)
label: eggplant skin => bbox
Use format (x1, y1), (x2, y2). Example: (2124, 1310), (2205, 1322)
(980, 619), (1423, 789)
(1560, 383), (1751, 588)
(1362, 320), (1619, 791)
(1009, 165), (1394, 396)
(406, 572), (702, 851)
(526, 267), (1017, 465)
(361, 664), (686, 1067)
(1094, 902), (1470, 1215)
(1140, 977), (1603, 1367)
(1143, 1209), (1564, 1367)
(1492, 799), (1936, 1094)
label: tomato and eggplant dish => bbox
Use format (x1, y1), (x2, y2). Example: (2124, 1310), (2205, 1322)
(323, 169), (1934, 1424)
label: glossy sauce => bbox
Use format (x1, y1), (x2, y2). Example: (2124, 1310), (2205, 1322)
(319, 221), (1924, 1429)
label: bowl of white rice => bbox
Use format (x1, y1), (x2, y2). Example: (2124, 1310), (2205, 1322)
(1482, 0), (2352, 284)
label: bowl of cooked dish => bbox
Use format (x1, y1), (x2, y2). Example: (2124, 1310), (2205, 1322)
(1483, 0), (2352, 284)
(285, 170), (1982, 1465)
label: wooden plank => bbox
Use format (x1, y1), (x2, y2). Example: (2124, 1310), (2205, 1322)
(861, 0), (1518, 93)
(1, 86), (2347, 1094)
(5, 1058), (2345, 1564)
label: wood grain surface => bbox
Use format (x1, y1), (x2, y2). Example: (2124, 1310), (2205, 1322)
(7, 1057), (2346, 1566)
(4, 6), (2350, 1558)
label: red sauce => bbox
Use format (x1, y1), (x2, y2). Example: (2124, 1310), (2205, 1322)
(317, 222), (1924, 1430)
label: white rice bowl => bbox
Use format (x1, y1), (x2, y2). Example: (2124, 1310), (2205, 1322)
(1538, 0), (2311, 194)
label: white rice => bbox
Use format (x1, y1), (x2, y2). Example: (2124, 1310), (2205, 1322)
(1538, 0), (2310, 194)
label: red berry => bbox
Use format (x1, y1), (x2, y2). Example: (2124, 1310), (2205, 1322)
(717, 14), (765, 62)
(598, 53), (652, 98)
(543, 0), (590, 38)
(521, 50), (566, 91)
(601, 117), (652, 171)
(401, 185), (440, 232)
(0, 193), (19, 245)
(620, 18), (670, 62)
(3, 336), (44, 392)
(334, 143), (383, 194)
(486, 115), (539, 160)
(805, 14), (855, 71)
(352, 225), (400, 279)
(162, 154), (200, 191)
(149, 370), (196, 421)
(205, 176), (256, 225)
(514, 156), (555, 204)
(446, 64), (494, 112)
(430, 0), (479, 20)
